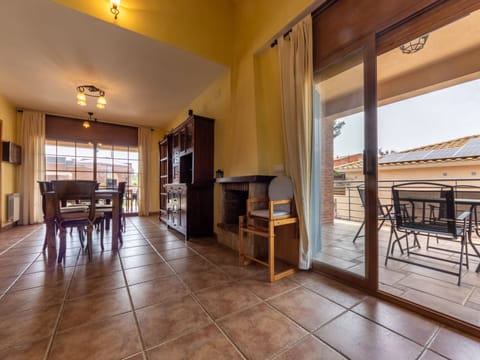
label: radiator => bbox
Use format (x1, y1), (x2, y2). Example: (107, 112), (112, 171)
(7, 193), (20, 222)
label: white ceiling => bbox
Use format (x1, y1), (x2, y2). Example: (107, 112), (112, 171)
(0, 0), (227, 129)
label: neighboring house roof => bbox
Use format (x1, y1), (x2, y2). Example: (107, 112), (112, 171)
(334, 153), (363, 167)
(335, 134), (480, 171)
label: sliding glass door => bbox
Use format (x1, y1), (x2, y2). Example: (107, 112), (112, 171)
(313, 41), (377, 283)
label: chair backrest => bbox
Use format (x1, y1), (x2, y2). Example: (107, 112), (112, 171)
(454, 184), (480, 216)
(118, 182), (127, 210)
(268, 176), (294, 213)
(357, 185), (388, 216)
(392, 182), (456, 236)
(51, 180), (97, 219)
(38, 181), (53, 217)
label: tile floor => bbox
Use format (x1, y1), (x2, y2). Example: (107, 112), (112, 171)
(0, 216), (479, 359)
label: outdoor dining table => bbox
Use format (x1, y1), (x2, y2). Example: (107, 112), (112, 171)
(45, 189), (121, 263)
(388, 195), (480, 274)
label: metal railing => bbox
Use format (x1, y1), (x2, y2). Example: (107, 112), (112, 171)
(334, 177), (480, 222)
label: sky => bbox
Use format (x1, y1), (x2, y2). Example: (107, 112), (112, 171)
(333, 78), (480, 158)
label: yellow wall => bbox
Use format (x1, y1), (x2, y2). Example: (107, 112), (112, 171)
(254, 46), (284, 174)
(227, 0), (316, 176)
(0, 95), (18, 227)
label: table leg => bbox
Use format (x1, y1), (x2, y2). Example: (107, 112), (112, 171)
(46, 218), (57, 264)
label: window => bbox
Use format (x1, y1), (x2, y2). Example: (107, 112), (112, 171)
(46, 140), (94, 180)
(45, 139), (139, 213)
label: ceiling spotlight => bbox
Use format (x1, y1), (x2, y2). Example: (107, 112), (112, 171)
(110, 0), (120, 20)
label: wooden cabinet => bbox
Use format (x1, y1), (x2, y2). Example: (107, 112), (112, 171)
(159, 112), (214, 238)
(159, 136), (171, 223)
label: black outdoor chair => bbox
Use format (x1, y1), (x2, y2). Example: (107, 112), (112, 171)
(385, 182), (470, 285)
(352, 185), (393, 243)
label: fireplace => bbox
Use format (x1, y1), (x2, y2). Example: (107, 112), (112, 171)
(216, 175), (274, 249)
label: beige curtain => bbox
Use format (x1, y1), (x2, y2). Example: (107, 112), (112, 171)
(138, 127), (151, 216)
(19, 110), (45, 224)
(278, 15), (313, 269)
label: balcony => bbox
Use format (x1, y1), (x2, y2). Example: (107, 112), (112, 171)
(314, 178), (480, 327)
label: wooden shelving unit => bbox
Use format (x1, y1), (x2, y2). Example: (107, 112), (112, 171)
(159, 112), (214, 238)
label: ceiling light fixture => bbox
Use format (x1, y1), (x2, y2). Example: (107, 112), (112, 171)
(399, 34), (429, 54)
(110, 0), (120, 20)
(76, 85), (107, 109)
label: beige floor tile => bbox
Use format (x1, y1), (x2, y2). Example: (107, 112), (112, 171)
(72, 258), (122, 279)
(352, 296), (438, 345)
(315, 311), (423, 359)
(403, 289), (480, 327)
(50, 312), (141, 360)
(179, 268), (230, 292)
(168, 255), (213, 274)
(67, 270), (125, 298)
(218, 263), (268, 280)
(195, 282), (261, 319)
(428, 327), (480, 360)
(129, 275), (189, 309)
(398, 273), (472, 304)
(238, 276), (298, 300)
(147, 324), (242, 359)
(274, 335), (346, 360)
(0, 338), (50, 360)
(300, 272), (367, 308)
(124, 262), (174, 285)
(11, 266), (74, 292)
(160, 247), (196, 260)
(119, 245), (155, 257)
(136, 295), (211, 347)
(418, 349), (448, 360)
(0, 303), (60, 350)
(219, 303), (307, 360)
(59, 287), (131, 330)
(0, 285), (66, 316)
(151, 240), (186, 252)
(121, 253), (164, 269)
(269, 287), (346, 331)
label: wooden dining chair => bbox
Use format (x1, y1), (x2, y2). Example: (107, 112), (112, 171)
(51, 180), (103, 262)
(96, 181), (126, 247)
(38, 181), (53, 251)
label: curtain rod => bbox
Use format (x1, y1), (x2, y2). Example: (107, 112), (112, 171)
(270, 29), (292, 48)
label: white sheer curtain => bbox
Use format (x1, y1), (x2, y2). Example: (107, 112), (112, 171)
(19, 110), (45, 224)
(138, 127), (151, 216)
(278, 15), (315, 269)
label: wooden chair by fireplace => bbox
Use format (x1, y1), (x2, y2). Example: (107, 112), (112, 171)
(238, 176), (298, 282)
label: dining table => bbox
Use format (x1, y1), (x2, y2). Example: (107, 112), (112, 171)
(45, 188), (121, 263)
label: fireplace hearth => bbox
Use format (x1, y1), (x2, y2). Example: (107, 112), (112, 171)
(216, 175), (274, 249)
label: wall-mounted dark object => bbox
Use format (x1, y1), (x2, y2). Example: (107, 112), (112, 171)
(2, 141), (22, 165)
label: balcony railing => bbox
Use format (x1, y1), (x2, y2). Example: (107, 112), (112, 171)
(334, 177), (480, 222)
